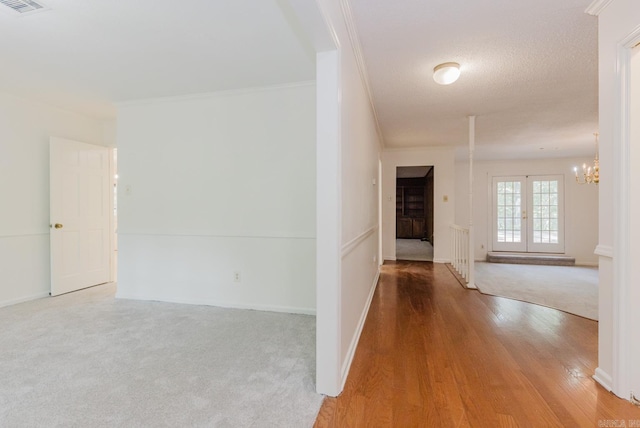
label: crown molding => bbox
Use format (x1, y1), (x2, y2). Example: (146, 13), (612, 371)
(116, 80), (316, 108)
(585, 0), (613, 16)
(339, 0), (386, 149)
(383, 145), (455, 153)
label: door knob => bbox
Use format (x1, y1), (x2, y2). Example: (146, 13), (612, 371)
(54, 223), (63, 229)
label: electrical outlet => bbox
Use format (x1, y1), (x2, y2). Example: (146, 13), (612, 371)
(234, 272), (241, 283)
(373, 255), (377, 264)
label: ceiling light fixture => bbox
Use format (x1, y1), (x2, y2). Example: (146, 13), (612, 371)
(433, 62), (461, 85)
(573, 132), (600, 185)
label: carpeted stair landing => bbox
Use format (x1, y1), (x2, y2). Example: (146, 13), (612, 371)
(474, 262), (597, 320)
(487, 252), (575, 266)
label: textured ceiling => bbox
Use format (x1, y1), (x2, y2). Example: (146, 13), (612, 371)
(0, 0), (599, 158)
(348, 0), (599, 158)
(0, 0), (314, 118)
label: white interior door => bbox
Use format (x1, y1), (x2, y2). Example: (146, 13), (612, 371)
(50, 137), (111, 296)
(492, 175), (564, 253)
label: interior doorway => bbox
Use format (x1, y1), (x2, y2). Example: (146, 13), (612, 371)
(111, 148), (118, 283)
(49, 138), (112, 296)
(395, 166), (434, 261)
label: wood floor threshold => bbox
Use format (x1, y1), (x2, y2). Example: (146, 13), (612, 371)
(314, 261), (640, 427)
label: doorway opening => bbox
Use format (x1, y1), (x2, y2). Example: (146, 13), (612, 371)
(395, 166), (434, 261)
(111, 148), (118, 283)
(49, 138), (113, 296)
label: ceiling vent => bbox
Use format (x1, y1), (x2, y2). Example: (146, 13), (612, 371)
(0, 0), (47, 15)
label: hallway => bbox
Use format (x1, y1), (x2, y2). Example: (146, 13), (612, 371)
(395, 239), (434, 262)
(315, 261), (640, 426)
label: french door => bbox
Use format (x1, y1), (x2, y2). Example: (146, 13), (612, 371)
(492, 175), (564, 253)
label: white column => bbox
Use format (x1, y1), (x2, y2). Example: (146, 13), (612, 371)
(468, 116), (477, 288)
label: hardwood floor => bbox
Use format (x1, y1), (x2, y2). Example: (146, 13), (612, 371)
(314, 261), (640, 427)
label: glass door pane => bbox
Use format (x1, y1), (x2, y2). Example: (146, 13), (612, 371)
(492, 177), (527, 252)
(527, 175), (564, 253)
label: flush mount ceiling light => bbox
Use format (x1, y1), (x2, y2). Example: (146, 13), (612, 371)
(433, 62), (461, 85)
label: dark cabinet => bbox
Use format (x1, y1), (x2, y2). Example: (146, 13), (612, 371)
(396, 217), (424, 239)
(412, 218), (425, 237)
(397, 218), (413, 238)
(396, 169), (433, 242)
(396, 186), (426, 239)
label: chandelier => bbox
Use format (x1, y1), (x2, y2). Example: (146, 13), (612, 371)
(574, 133), (600, 185)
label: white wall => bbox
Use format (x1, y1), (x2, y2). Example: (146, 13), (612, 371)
(0, 92), (107, 307)
(308, 0), (382, 397)
(338, 51), (381, 387)
(381, 147), (456, 263)
(629, 41), (640, 402)
(454, 157), (599, 265)
(116, 83), (317, 313)
(592, 0), (640, 396)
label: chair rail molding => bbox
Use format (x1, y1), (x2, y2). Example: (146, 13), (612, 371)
(341, 225), (377, 258)
(594, 244), (613, 258)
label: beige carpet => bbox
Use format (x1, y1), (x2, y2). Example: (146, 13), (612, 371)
(474, 262), (598, 320)
(0, 283), (322, 427)
(396, 239), (434, 261)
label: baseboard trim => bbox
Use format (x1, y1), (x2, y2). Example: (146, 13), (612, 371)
(433, 258), (450, 264)
(0, 291), (50, 308)
(340, 268), (380, 389)
(115, 292), (316, 315)
(593, 367), (613, 391)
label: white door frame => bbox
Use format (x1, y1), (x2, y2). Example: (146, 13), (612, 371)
(109, 148), (117, 283)
(526, 174), (565, 254)
(610, 26), (640, 402)
(491, 175), (565, 253)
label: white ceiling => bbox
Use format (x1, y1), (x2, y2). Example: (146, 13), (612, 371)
(348, 0), (599, 158)
(1, 0), (599, 159)
(0, 0), (315, 118)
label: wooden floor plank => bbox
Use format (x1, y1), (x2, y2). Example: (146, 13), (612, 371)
(314, 261), (640, 427)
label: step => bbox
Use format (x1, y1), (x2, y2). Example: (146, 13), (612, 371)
(486, 252), (575, 266)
